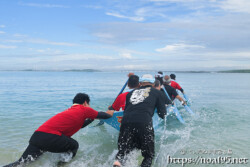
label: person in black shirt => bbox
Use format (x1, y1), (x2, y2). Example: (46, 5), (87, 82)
(162, 75), (186, 105)
(113, 74), (166, 167)
(155, 71), (164, 85)
(154, 79), (172, 105)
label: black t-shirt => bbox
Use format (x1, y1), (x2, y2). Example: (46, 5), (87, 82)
(155, 76), (163, 85)
(122, 85), (166, 124)
(162, 84), (178, 101)
(160, 90), (172, 105)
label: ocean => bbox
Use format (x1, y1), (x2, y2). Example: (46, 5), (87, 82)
(0, 71), (249, 167)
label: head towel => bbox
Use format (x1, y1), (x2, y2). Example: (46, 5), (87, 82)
(140, 74), (155, 83)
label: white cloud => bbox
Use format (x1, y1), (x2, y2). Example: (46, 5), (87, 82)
(4, 39), (23, 43)
(106, 12), (144, 21)
(93, 33), (114, 39)
(202, 51), (250, 60)
(0, 25), (6, 28)
(219, 0), (250, 13)
(0, 31), (6, 34)
(106, 6), (168, 22)
(88, 11), (250, 49)
(20, 3), (69, 8)
(10, 34), (78, 46)
(119, 53), (133, 59)
(1, 49), (249, 71)
(156, 43), (205, 52)
(115, 64), (150, 70)
(0, 44), (17, 49)
(28, 48), (62, 54)
(150, 0), (196, 2)
(83, 5), (103, 9)
(13, 33), (28, 38)
(132, 7), (168, 20)
(88, 22), (165, 44)
(27, 39), (78, 47)
(47, 53), (116, 62)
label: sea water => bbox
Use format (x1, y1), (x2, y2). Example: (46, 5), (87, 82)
(0, 71), (249, 167)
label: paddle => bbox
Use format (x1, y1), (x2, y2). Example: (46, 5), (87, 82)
(181, 93), (195, 115)
(93, 73), (133, 127)
(112, 79), (129, 105)
(183, 105), (195, 115)
(176, 89), (194, 116)
(162, 86), (185, 124)
(183, 94), (189, 102)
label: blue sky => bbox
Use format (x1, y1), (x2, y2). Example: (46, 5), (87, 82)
(0, 0), (250, 71)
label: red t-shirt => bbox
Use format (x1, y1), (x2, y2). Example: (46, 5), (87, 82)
(170, 80), (182, 90)
(36, 105), (98, 137)
(112, 92), (129, 111)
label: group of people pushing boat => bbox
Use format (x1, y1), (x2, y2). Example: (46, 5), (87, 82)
(4, 72), (187, 167)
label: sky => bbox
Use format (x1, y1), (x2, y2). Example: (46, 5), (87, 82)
(0, 0), (250, 71)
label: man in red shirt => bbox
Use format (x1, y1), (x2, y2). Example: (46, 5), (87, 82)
(4, 93), (114, 167)
(170, 80), (184, 93)
(169, 74), (185, 94)
(109, 74), (140, 111)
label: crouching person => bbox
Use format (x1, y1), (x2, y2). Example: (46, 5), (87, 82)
(4, 93), (114, 167)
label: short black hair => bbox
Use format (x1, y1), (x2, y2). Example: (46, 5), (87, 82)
(128, 75), (139, 88)
(155, 76), (163, 85)
(170, 74), (176, 80)
(154, 79), (161, 87)
(158, 71), (163, 75)
(73, 93), (90, 104)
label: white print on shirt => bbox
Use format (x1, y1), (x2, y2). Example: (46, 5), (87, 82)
(130, 87), (151, 105)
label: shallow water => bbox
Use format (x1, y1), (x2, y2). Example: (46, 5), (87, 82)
(0, 71), (249, 167)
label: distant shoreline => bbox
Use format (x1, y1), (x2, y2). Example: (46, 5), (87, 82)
(0, 69), (249, 73)
(0, 69), (102, 72)
(217, 69), (250, 73)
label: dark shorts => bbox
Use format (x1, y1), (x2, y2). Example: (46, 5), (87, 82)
(116, 122), (155, 167)
(4, 131), (79, 167)
(29, 131), (78, 155)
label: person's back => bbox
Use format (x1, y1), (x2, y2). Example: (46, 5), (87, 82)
(169, 74), (184, 93)
(122, 85), (165, 124)
(4, 93), (115, 167)
(114, 74), (166, 167)
(170, 80), (183, 92)
(36, 105), (98, 137)
(110, 92), (129, 111)
(162, 75), (186, 104)
(162, 84), (178, 101)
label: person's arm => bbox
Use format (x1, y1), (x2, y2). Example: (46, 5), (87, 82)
(108, 105), (114, 110)
(175, 82), (184, 94)
(96, 110), (114, 119)
(179, 88), (184, 94)
(156, 92), (167, 119)
(85, 107), (114, 120)
(176, 95), (187, 105)
(82, 119), (94, 128)
(81, 110), (114, 128)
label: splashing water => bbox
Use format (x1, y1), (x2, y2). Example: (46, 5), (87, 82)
(0, 72), (250, 167)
